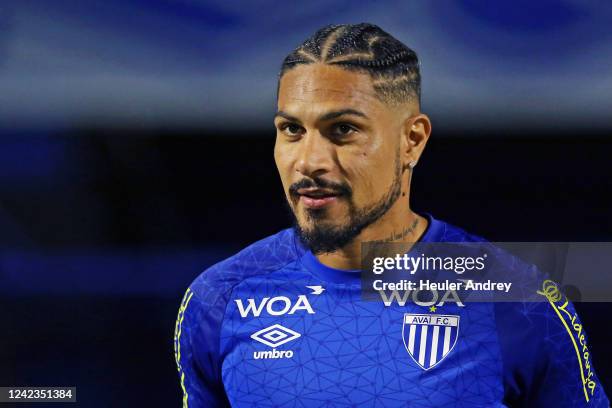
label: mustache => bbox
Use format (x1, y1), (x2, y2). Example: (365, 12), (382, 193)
(289, 177), (352, 197)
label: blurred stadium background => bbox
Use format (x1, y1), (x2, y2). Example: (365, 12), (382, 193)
(1, 1), (612, 406)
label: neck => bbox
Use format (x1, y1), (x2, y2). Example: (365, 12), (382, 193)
(314, 201), (428, 270)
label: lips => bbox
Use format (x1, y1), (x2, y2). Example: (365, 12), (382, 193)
(297, 188), (338, 198)
(297, 188), (340, 209)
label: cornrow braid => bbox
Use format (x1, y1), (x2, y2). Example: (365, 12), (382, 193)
(279, 23), (421, 106)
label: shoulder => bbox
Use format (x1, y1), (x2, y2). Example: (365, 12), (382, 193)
(426, 213), (489, 244)
(189, 228), (303, 303)
(432, 215), (534, 271)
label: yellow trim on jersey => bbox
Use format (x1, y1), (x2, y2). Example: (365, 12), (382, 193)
(537, 280), (590, 403)
(174, 287), (195, 407)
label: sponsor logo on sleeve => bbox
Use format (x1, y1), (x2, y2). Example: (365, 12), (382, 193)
(537, 280), (597, 402)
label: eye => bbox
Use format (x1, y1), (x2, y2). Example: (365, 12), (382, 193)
(280, 123), (303, 136)
(338, 124), (351, 134)
(286, 124), (301, 134)
(331, 123), (357, 137)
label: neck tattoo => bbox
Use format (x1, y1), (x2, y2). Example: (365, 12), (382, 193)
(370, 218), (419, 244)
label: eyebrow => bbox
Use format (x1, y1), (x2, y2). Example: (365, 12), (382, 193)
(274, 111), (301, 124)
(274, 108), (368, 123)
(319, 109), (368, 121)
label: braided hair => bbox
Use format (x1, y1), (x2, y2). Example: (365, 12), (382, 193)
(280, 23), (421, 106)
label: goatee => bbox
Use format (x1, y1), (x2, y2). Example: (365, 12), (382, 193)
(291, 155), (403, 254)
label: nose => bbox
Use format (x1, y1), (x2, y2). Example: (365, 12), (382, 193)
(294, 132), (335, 178)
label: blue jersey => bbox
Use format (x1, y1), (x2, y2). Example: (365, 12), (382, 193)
(174, 214), (609, 407)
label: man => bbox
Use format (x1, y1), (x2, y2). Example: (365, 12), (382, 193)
(174, 23), (608, 407)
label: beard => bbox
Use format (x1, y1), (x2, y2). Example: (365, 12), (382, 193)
(289, 153), (403, 255)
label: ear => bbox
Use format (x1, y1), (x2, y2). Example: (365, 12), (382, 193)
(400, 113), (431, 170)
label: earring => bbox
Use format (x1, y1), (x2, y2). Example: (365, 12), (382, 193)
(408, 161), (417, 169)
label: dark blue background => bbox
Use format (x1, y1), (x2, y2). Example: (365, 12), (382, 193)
(2, 1), (612, 406)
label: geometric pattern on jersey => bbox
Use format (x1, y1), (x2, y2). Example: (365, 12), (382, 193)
(220, 268), (505, 407)
(176, 213), (610, 408)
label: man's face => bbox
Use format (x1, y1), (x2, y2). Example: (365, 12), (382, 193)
(274, 63), (408, 253)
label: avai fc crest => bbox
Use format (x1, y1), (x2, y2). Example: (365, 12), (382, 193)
(402, 313), (460, 370)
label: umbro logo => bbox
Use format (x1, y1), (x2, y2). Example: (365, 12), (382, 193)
(251, 324), (300, 347)
(251, 324), (300, 360)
